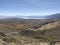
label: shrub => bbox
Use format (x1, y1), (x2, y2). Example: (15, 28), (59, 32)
(0, 32), (6, 37)
(2, 37), (16, 43)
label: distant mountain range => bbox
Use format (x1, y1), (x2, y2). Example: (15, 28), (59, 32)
(20, 13), (60, 19)
(0, 13), (60, 19)
(46, 13), (60, 19)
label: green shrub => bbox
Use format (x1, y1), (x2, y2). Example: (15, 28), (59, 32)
(3, 37), (16, 43)
(47, 35), (55, 41)
(0, 32), (6, 37)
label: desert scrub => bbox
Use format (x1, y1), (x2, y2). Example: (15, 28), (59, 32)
(0, 32), (6, 37)
(0, 32), (16, 43)
(34, 35), (49, 42)
(46, 34), (56, 41)
(2, 36), (16, 43)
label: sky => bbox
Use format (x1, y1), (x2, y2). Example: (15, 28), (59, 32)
(0, 0), (60, 16)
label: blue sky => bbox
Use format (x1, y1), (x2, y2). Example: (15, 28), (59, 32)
(0, 0), (60, 16)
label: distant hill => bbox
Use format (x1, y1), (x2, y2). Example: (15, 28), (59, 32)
(19, 13), (60, 19)
(0, 18), (24, 24)
(46, 13), (60, 19)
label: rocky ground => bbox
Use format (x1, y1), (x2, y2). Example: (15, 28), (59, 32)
(0, 19), (60, 45)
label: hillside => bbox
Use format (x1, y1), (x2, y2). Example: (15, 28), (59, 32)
(46, 13), (60, 19)
(0, 18), (60, 45)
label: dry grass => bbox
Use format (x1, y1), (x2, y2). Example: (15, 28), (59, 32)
(0, 19), (60, 45)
